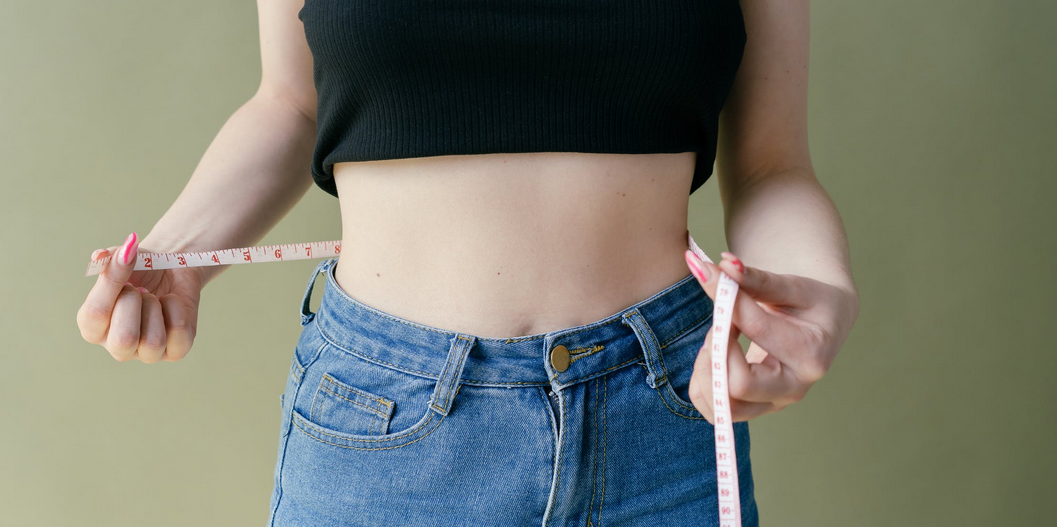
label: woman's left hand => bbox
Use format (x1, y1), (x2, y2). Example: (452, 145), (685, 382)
(683, 250), (860, 423)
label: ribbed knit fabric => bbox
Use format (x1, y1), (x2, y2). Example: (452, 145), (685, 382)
(298, 0), (747, 198)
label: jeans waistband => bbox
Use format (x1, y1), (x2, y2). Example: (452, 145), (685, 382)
(298, 255), (714, 390)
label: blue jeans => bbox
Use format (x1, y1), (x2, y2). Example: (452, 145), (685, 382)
(268, 257), (759, 526)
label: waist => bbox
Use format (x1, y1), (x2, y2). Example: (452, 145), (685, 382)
(309, 253), (714, 386)
(330, 152), (698, 339)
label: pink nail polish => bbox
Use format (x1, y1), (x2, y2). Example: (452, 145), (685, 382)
(121, 232), (137, 265)
(721, 251), (745, 273)
(685, 251), (708, 283)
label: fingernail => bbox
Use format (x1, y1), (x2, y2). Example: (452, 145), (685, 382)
(137, 286), (149, 294)
(721, 251), (745, 273)
(685, 250), (710, 283)
(120, 232), (137, 265)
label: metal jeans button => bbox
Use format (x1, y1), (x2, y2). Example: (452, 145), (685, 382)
(550, 344), (570, 372)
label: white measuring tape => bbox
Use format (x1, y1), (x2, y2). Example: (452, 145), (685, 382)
(688, 233), (743, 527)
(84, 232), (742, 525)
(84, 240), (344, 276)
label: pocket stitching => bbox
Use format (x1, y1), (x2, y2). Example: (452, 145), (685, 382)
(659, 311), (713, 350)
(291, 406), (443, 450)
(318, 332), (438, 381)
(319, 383), (388, 422)
(308, 374), (397, 437)
(652, 313), (714, 421)
(320, 373), (395, 418)
(660, 381), (706, 420)
(637, 361), (705, 420)
(662, 379), (699, 412)
(294, 333), (446, 449)
(291, 339), (328, 385)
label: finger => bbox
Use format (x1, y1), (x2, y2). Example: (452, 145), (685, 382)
(744, 341), (770, 364)
(685, 250), (718, 302)
(696, 327), (780, 423)
(718, 252), (808, 309)
(104, 284), (142, 361)
(159, 294), (195, 362)
(137, 292), (167, 364)
(714, 325), (783, 420)
(729, 398), (779, 423)
(91, 244), (125, 261)
(79, 233), (140, 342)
(699, 258), (815, 373)
(725, 324), (802, 404)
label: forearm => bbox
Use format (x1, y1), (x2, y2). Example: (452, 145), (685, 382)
(721, 168), (858, 298)
(139, 92), (317, 288)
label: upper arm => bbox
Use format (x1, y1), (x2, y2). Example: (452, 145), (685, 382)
(254, 0), (317, 123)
(716, 0), (812, 197)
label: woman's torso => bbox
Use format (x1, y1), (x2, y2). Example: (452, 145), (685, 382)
(331, 151), (698, 339)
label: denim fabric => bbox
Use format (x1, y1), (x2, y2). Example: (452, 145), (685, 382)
(268, 256), (758, 526)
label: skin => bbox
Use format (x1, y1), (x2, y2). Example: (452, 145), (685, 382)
(77, 0), (859, 422)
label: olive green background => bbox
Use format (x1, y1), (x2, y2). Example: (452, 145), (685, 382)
(2, 1), (1053, 525)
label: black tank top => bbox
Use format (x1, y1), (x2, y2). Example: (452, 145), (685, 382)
(298, 0), (747, 198)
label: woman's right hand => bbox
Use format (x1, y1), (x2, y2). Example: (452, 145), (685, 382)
(76, 232), (206, 363)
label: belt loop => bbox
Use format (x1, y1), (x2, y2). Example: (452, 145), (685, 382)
(300, 257), (335, 327)
(621, 308), (669, 390)
(429, 333), (476, 416)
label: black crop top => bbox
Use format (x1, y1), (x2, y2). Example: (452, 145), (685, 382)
(298, 0), (747, 198)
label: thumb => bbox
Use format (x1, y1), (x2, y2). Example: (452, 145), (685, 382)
(99, 232), (141, 291)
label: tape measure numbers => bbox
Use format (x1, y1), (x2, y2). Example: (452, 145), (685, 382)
(689, 233), (744, 526)
(83, 232), (743, 526)
(84, 240), (343, 276)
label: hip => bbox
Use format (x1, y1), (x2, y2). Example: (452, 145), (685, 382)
(266, 256), (759, 526)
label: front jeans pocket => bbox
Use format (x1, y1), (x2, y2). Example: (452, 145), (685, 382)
(648, 315), (713, 421)
(309, 373), (395, 436)
(289, 344), (446, 450)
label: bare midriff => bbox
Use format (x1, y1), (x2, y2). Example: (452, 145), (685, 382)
(330, 151), (699, 340)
